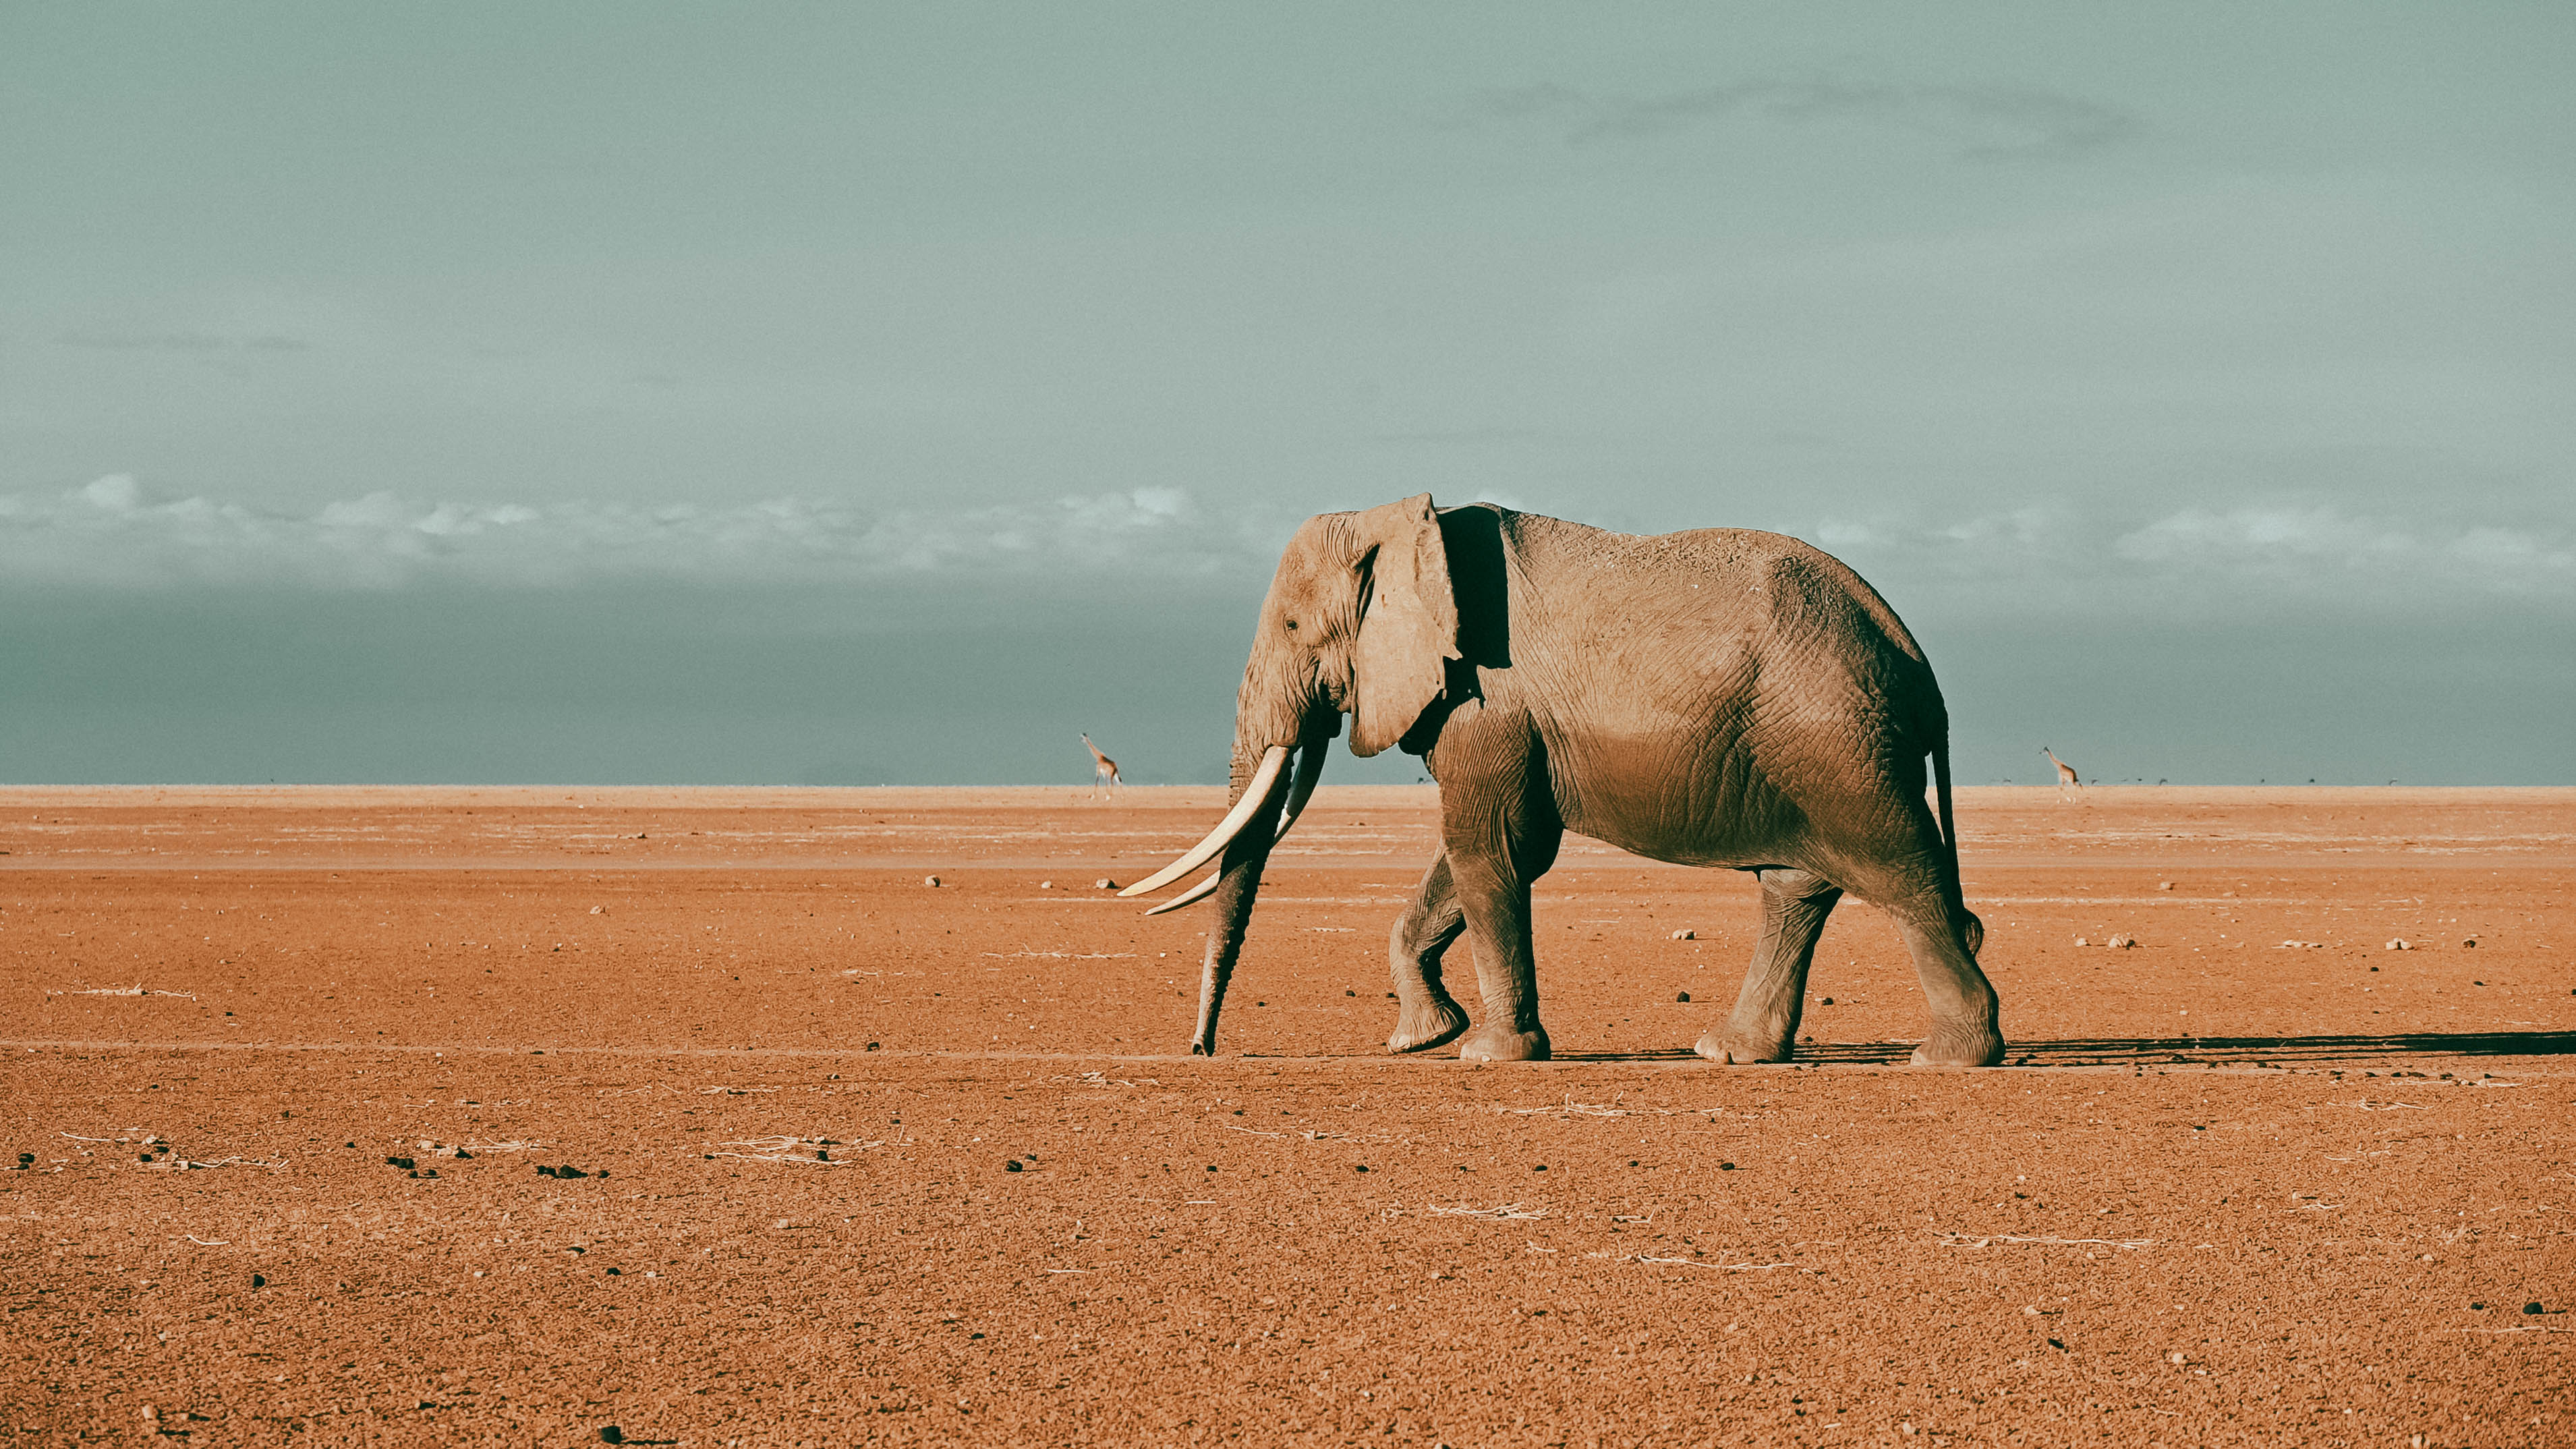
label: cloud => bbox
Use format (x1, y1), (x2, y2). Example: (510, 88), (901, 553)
(0, 476), (1278, 592)
(1805, 499), (2573, 615)
(1468, 77), (2137, 161)
(10, 478), (2565, 620)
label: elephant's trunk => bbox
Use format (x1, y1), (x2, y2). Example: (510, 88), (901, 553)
(1185, 739), (1303, 1054)
(1181, 707), (1341, 1054)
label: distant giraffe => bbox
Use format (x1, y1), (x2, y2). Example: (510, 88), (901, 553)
(1082, 734), (1122, 798)
(2042, 745), (2080, 801)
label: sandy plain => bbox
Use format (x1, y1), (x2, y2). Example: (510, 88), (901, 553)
(2, 784), (2571, 1447)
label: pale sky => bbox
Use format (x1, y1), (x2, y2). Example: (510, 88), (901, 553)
(3, 4), (2569, 784)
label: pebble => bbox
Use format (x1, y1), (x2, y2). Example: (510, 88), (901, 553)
(600, 1429), (626, 1446)
(2157, 881), (2174, 890)
(2527, 1301), (2546, 1315)
(1675, 991), (1690, 1002)
(2108, 935), (2136, 949)
(2463, 938), (2478, 948)
(1669, 929), (1694, 940)
(1004, 1160), (1022, 1172)
(2386, 939), (2409, 950)
(2073, 937), (2090, 947)
(924, 876), (940, 887)
(1038, 880), (1052, 889)
(1718, 1162), (1736, 1170)
(384, 1156), (415, 1170)
(1095, 878), (1116, 889)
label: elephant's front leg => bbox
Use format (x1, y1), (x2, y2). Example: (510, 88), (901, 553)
(1387, 852), (1470, 1054)
(1699, 867), (1842, 1064)
(1448, 853), (1552, 1061)
(1425, 706), (1563, 1061)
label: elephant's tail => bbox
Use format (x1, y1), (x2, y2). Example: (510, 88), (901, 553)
(1932, 741), (1984, 957)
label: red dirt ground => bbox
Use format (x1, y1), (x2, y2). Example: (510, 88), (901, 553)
(3, 785), (2570, 1446)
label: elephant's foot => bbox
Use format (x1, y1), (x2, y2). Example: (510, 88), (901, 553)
(1696, 1011), (1796, 1064)
(1694, 1025), (1794, 1064)
(1386, 997), (1469, 1054)
(1457, 1023), (1551, 1062)
(1910, 1023), (2005, 1068)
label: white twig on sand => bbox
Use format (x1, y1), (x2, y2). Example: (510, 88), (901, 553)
(463, 1139), (543, 1154)
(981, 951), (1140, 960)
(185, 1236), (229, 1245)
(1506, 1098), (1752, 1120)
(706, 1135), (875, 1164)
(1636, 1255), (1800, 1272)
(1050, 1071), (1160, 1088)
(1935, 1231), (2153, 1249)
(1224, 1125), (1287, 1138)
(159, 1156), (285, 1170)
(699, 1085), (780, 1095)
(1424, 1203), (1549, 1221)
(2330, 1100), (2430, 1111)
(48, 984), (198, 999)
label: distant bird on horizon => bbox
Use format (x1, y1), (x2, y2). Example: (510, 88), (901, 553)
(2043, 745), (2080, 801)
(1083, 734), (1122, 798)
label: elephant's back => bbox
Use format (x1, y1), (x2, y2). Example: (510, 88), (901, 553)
(1499, 515), (1930, 673)
(1493, 513), (1949, 835)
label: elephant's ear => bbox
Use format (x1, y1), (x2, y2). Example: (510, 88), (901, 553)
(1350, 494), (1459, 758)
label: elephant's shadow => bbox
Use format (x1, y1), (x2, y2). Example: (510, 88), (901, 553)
(1539, 1029), (2576, 1067)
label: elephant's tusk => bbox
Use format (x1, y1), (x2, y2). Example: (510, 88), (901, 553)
(1141, 746), (1323, 916)
(1117, 745), (1292, 897)
(1143, 869), (1224, 915)
(1273, 736), (1327, 842)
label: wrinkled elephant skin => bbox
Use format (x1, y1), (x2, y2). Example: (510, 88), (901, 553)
(1144, 496), (2001, 1067)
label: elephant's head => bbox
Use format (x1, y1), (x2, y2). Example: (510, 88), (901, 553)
(1121, 493), (1460, 1052)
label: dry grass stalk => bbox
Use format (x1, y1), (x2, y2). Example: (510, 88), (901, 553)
(1935, 1232), (2154, 1249)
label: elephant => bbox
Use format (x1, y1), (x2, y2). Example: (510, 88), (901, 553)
(1120, 495), (2002, 1068)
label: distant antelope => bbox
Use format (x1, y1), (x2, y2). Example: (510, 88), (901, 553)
(1082, 734), (1123, 797)
(2042, 745), (2080, 801)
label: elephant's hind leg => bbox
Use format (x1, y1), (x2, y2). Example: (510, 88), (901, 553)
(1387, 851), (1470, 1054)
(1892, 903), (2003, 1067)
(1698, 868), (1841, 1064)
